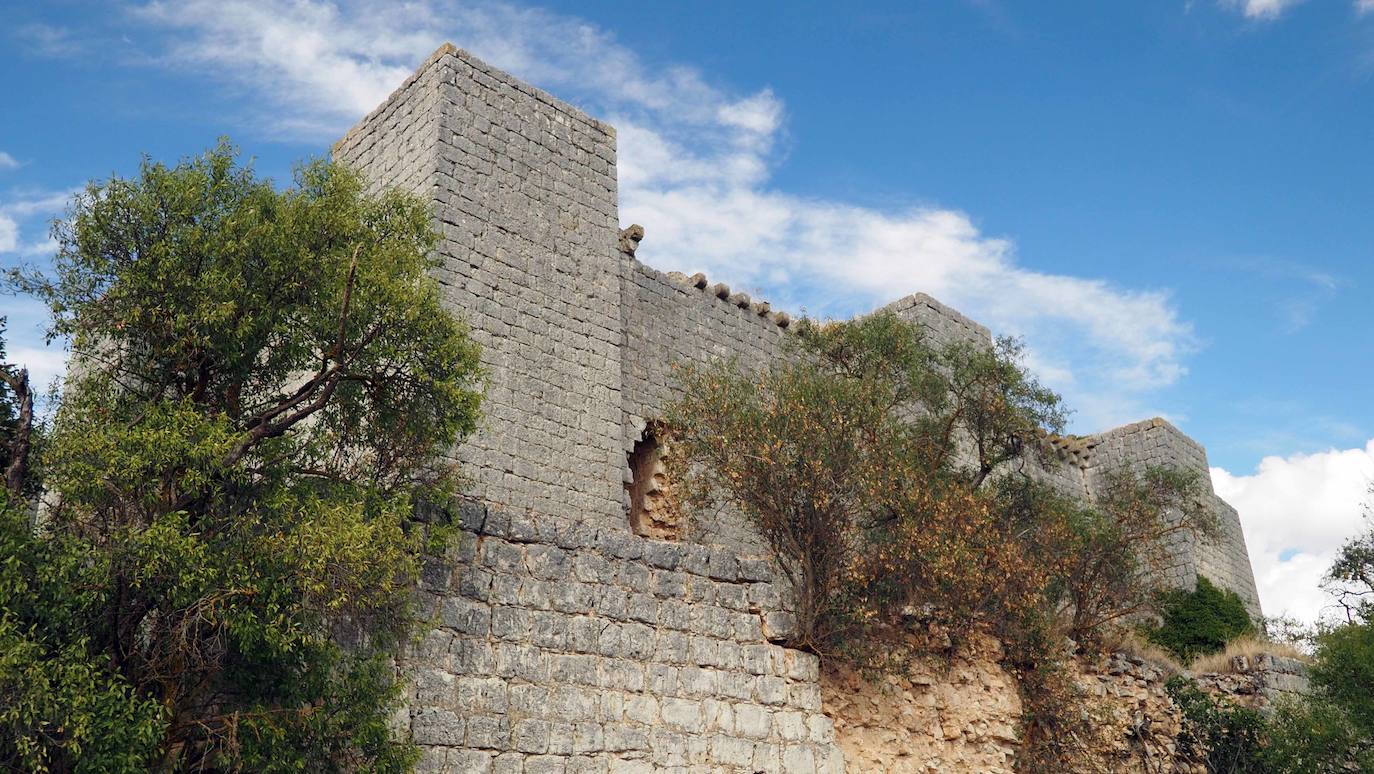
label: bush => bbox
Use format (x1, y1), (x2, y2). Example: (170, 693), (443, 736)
(1309, 622), (1374, 738)
(1166, 676), (1267, 773)
(1264, 695), (1374, 773)
(1146, 576), (1254, 663)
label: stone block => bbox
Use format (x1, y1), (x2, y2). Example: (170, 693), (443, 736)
(735, 704), (773, 739)
(781, 745), (816, 773)
(660, 697), (702, 730)
(466, 714), (511, 749)
(711, 735), (756, 767)
(513, 718), (552, 754)
(756, 676), (789, 706)
(524, 755), (568, 774)
(412, 708), (466, 746)
(440, 597), (491, 636)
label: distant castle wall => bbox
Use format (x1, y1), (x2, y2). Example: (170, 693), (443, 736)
(335, 44), (1263, 771)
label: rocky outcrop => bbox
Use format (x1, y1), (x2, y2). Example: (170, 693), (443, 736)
(822, 633), (1021, 773)
(821, 636), (1306, 773)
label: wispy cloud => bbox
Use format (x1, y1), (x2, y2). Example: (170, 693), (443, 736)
(1221, 0), (1306, 20)
(1214, 443), (1374, 625)
(0, 152), (18, 171)
(13, 22), (81, 57)
(0, 189), (73, 256)
(1221, 0), (1374, 19)
(1221, 255), (1343, 332)
(126, 0), (1198, 431)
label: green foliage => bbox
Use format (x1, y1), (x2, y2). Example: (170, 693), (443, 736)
(666, 313), (1068, 651)
(0, 142), (481, 771)
(1168, 666), (1374, 773)
(0, 492), (165, 774)
(1056, 466), (1215, 645)
(1263, 694), (1374, 773)
(1309, 622), (1374, 740)
(1146, 576), (1255, 662)
(1166, 676), (1268, 773)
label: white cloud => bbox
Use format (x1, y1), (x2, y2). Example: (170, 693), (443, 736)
(0, 152), (18, 171)
(15, 23), (80, 57)
(128, 0), (1197, 430)
(1358, 0), (1374, 13)
(1213, 443), (1374, 625)
(0, 190), (73, 257)
(1222, 0), (1305, 19)
(6, 344), (68, 392)
(0, 214), (17, 253)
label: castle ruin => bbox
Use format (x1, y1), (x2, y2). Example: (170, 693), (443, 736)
(333, 44), (1261, 773)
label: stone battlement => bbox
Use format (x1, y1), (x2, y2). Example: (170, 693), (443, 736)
(335, 45), (1262, 772)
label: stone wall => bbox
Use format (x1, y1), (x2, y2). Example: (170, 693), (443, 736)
(1195, 654), (1310, 712)
(618, 262), (790, 552)
(407, 503), (844, 773)
(1086, 419), (1261, 619)
(337, 45), (626, 526)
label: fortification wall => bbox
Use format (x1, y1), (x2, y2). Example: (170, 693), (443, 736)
(337, 45), (626, 526)
(619, 262), (791, 552)
(407, 503), (844, 773)
(1086, 420), (1261, 618)
(336, 44), (1265, 771)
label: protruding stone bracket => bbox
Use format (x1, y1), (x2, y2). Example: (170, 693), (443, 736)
(619, 223), (645, 256)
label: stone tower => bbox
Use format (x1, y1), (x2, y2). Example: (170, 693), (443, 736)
(335, 43), (625, 523)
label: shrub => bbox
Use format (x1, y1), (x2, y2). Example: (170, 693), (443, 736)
(1309, 622), (1374, 737)
(1147, 576), (1254, 662)
(1167, 676), (1267, 773)
(1264, 695), (1374, 773)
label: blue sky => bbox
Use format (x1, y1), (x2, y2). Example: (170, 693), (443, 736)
(3, 0), (1373, 623)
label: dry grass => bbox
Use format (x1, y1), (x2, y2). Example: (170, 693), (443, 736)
(1100, 627), (1185, 675)
(1189, 635), (1309, 675)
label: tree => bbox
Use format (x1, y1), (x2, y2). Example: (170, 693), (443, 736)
(0, 142), (482, 771)
(1327, 518), (1374, 624)
(667, 312), (1221, 772)
(0, 319), (35, 494)
(666, 313), (1067, 652)
(1057, 466), (1217, 645)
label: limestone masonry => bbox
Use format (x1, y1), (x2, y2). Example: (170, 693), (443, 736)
(334, 44), (1262, 772)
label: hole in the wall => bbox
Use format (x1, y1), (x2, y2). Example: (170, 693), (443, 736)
(626, 423), (682, 540)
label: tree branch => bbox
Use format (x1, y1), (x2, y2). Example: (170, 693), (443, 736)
(1, 365), (34, 494)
